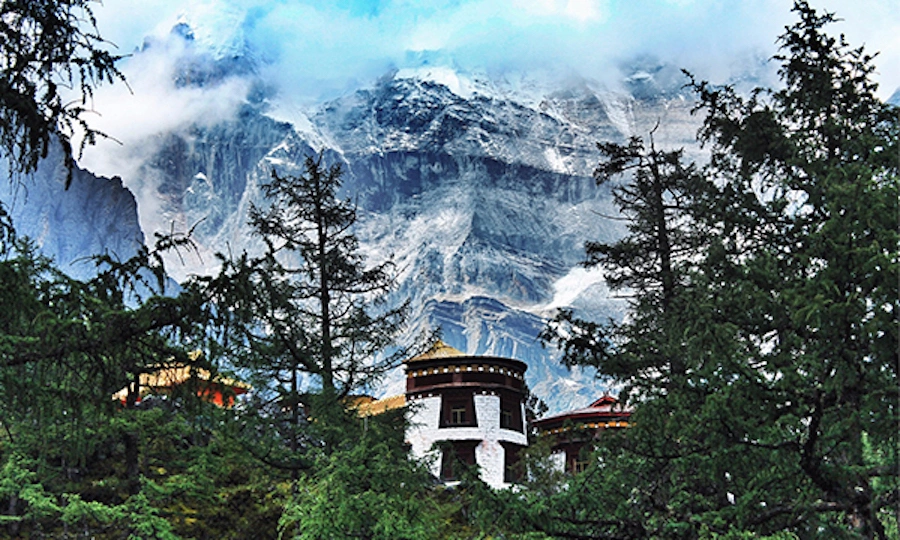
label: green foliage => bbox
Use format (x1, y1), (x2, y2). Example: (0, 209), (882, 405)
(540, 1), (898, 538)
(204, 154), (409, 472)
(248, 154), (408, 395)
(697, 527), (799, 540)
(0, 233), (282, 537)
(680, 2), (898, 535)
(0, 232), (212, 493)
(0, 155), (434, 537)
(544, 130), (709, 396)
(279, 411), (455, 540)
(0, 452), (181, 539)
(0, 6), (433, 534)
(2, 1), (892, 537)
(0, 0), (124, 185)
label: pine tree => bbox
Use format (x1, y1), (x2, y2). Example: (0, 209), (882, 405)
(684, 1), (899, 534)
(546, 129), (709, 398)
(542, 1), (898, 537)
(249, 156), (406, 398)
(208, 155), (407, 467)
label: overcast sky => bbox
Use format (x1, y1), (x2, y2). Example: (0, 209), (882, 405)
(91, 0), (900, 101)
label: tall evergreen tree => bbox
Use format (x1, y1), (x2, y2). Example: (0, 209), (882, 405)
(547, 129), (708, 398)
(208, 155), (407, 467)
(249, 156), (406, 398)
(684, 2), (899, 534)
(542, 1), (898, 537)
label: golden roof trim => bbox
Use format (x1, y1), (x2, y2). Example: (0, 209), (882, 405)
(355, 394), (407, 416)
(406, 340), (467, 363)
(111, 365), (249, 402)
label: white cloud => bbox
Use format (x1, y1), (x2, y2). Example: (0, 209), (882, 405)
(547, 266), (606, 311)
(92, 0), (900, 103)
(77, 28), (251, 237)
(564, 0), (607, 22)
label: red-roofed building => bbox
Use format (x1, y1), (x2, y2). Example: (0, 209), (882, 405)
(532, 395), (631, 473)
(112, 365), (250, 408)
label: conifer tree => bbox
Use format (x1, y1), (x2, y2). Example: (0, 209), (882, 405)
(547, 130), (708, 398)
(0, 0), (123, 186)
(542, 1), (898, 537)
(208, 155), (407, 466)
(249, 156), (406, 398)
(684, 2), (899, 534)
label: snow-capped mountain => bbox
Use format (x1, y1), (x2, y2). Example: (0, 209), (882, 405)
(5, 28), (709, 414)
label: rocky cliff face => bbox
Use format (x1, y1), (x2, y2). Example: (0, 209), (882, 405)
(129, 66), (702, 412)
(0, 143), (144, 280)
(4, 58), (702, 413)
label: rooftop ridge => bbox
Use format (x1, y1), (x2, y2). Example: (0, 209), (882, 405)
(406, 339), (467, 362)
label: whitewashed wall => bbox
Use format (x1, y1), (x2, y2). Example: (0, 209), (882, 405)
(406, 392), (527, 489)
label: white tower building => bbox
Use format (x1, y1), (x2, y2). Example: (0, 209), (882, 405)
(404, 341), (528, 489)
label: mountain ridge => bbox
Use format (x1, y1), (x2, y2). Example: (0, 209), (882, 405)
(9, 58), (708, 413)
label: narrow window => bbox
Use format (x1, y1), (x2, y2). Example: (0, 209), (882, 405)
(450, 406), (467, 425)
(572, 457), (590, 474)
(502, 443), (523, 484)
(441, 441), (478, 481)
(499, 394), (523, 432)
(440, 448), (455, 480)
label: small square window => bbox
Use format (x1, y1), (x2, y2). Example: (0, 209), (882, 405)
(441, 441), (478, 481)
(441, 395), (476, 427)
(500, 409), (513, 429)
(573, 457), (590, 474)
(450, 406), (467, 425)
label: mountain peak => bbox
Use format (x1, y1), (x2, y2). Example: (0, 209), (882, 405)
(394, 65), (479, 99)
(171, 6), (251, 61)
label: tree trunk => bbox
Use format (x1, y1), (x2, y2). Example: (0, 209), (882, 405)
(6, 492), (19, 537)
(315, 171), (334, 394)
(124, 373), (140, 494)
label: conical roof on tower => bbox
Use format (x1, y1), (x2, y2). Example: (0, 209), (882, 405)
(406, 339), (466, 363)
